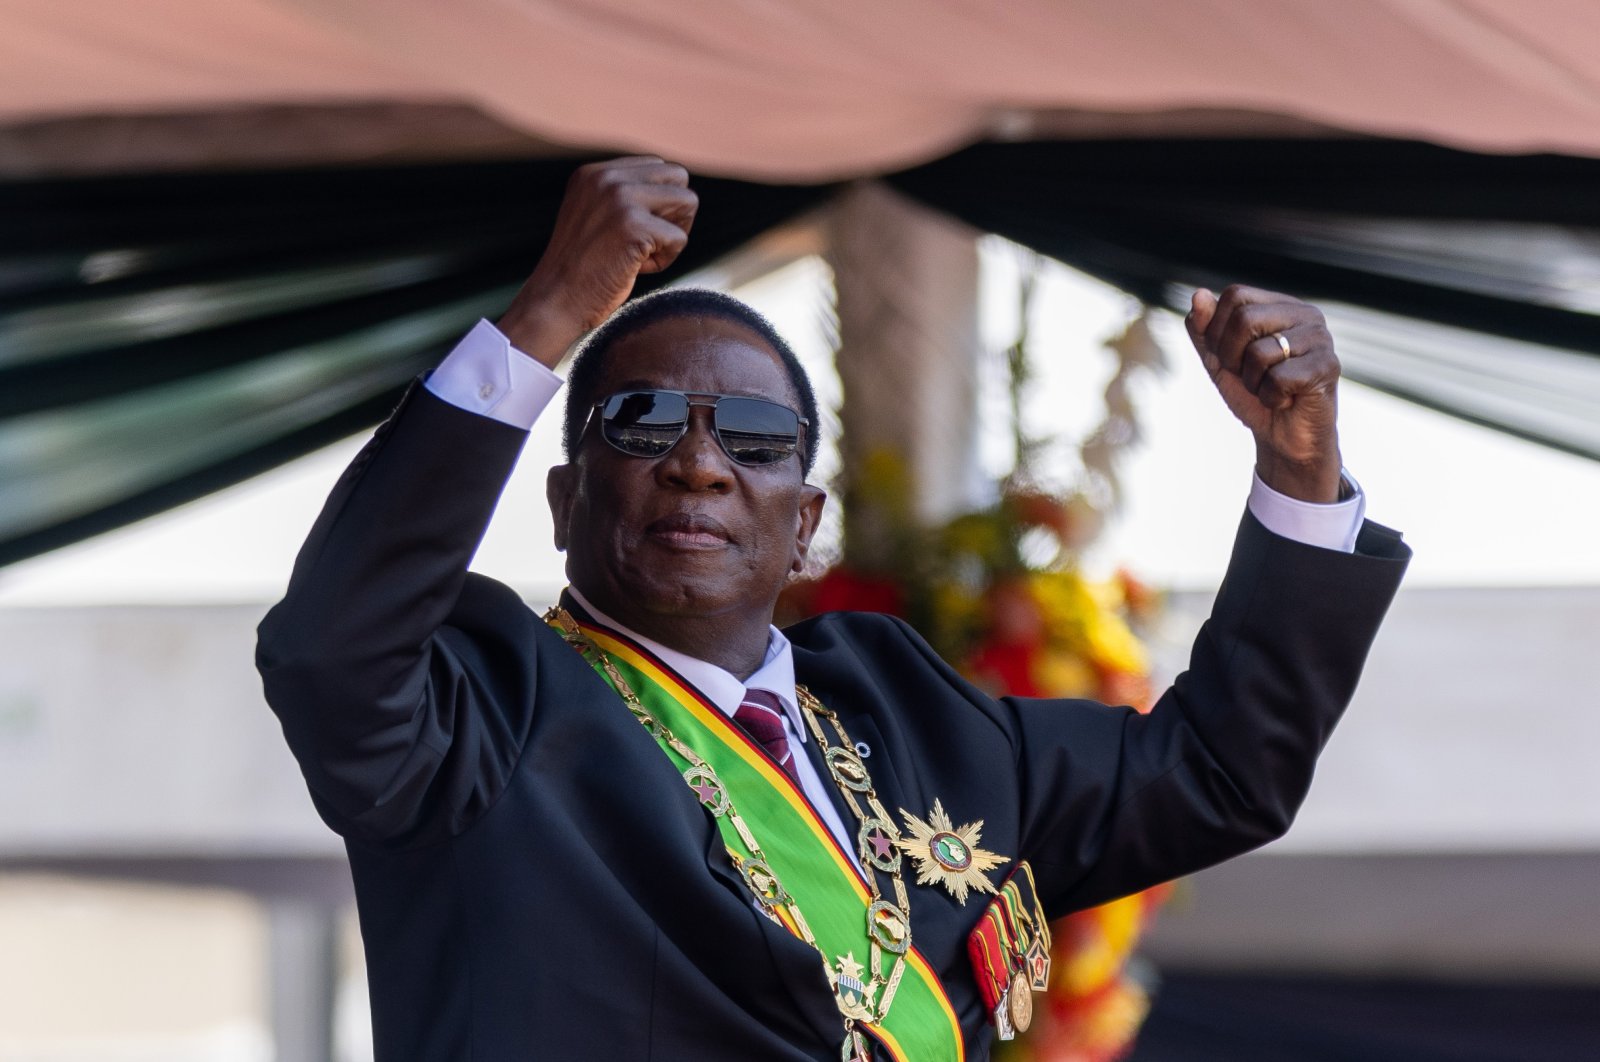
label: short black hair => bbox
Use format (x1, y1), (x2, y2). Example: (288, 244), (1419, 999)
(561, 287), (820, 476)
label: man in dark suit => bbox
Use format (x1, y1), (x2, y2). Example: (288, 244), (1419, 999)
(258, 157), (1408, 1060)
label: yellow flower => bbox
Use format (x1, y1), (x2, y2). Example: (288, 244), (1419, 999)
(1030, 649), (1097, 699)
(1081, 612), (1149, 675)
(1058, 895), (1146, 995)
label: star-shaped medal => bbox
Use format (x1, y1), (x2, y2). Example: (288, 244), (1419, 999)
(894, 799), (1007, 905)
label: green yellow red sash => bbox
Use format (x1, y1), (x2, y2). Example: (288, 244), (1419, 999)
(562, 616), (964, 1062)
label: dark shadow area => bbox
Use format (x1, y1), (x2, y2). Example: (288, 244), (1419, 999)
(1130, 970), (1600, 1062)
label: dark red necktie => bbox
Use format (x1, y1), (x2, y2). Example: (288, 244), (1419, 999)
(735, 689), (798, 782)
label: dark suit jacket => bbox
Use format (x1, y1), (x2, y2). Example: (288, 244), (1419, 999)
(257, 384), (1409, 1061)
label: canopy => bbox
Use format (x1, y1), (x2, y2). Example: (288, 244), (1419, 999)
(6, 1), (1600, 179)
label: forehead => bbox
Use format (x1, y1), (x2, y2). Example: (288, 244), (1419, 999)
(597, 314), (797, 405)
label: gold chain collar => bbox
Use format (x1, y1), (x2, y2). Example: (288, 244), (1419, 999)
(547, 606), (912, 1060)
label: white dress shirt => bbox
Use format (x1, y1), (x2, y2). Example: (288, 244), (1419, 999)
(422, 318), (1370, 863)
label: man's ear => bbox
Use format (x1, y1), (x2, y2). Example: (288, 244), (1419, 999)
(546, 464), (577, 551)
(790, 485), (828, 575)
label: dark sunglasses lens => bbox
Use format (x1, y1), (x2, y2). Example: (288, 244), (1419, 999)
(714, 397), (801, 465)
(601, 391), (689, 456)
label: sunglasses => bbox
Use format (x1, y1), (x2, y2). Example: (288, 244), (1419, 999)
(587, 389), (808, 467)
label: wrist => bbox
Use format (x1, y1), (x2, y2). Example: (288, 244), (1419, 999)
(496, 298), (585, 370)
(1254, 444), (1343, 504)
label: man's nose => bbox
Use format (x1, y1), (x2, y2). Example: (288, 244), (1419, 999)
(657, 407), (732, 490)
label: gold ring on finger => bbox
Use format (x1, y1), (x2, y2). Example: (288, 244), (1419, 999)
(1273, 332), (1294, 364)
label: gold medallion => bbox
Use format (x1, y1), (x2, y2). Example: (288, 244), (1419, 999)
(858, 817), (902, 874)
(894, 800), (1006, 905)
(1007, 969), (1033, 1033)
(825, 745), (873, 792)
(832, 953), (877, 1022)
(682, 764), (729, 817)
(735, 857), (791, 910)
(866, 898), (910, 955)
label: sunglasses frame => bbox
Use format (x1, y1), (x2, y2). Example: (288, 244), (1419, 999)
(585, 388), (809, 467)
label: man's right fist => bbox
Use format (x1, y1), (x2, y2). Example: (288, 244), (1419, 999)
(498, 157), (698, 368)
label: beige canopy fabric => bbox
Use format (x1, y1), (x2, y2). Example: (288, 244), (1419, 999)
(3, 0), (1600, 179)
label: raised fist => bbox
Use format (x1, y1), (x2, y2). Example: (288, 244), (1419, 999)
(499, 157), (698, 367)
(1186, 285), (1345, 504)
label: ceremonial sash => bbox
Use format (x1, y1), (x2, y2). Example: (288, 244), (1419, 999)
(564, 617), (964, 1062)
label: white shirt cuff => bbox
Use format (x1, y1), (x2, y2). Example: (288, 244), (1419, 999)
(1247, 469), (1365, 553)
(423, 318), (564, 430)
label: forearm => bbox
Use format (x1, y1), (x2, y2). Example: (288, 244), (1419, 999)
(1022, 510), (1410, 914)
(1160, 512), (1408, 831)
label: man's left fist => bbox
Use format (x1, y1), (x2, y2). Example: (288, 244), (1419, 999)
(1186, 284), (1343, 504)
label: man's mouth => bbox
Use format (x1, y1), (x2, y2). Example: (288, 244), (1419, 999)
(645, 512), (733, 549)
